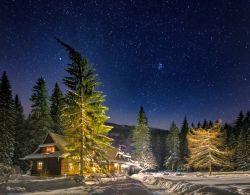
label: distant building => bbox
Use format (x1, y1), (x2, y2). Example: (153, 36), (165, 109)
(21, 132), (137, 176)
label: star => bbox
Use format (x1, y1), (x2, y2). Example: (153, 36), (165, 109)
(157, 63), (164, 71)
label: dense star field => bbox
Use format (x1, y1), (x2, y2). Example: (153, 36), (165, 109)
(0, 0), (250, 128)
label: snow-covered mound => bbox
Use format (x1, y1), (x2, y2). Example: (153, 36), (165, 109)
(131, 172), (250, 195)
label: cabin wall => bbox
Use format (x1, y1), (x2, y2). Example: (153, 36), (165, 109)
(31, 160), (43, 175)
(31, 158), (61, 176)
(31, 158), (131, 176)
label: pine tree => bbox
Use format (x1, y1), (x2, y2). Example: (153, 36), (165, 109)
(164, 122), (180, 171)
(234, 111), (245, 138)
(187, 123), (232, 175)
(0, 72), (15, 165)
(202, 120), (209, 129)
(28, 77), (54, 148)
(132, 106), (157, 170)
(209, 120), (213, 128)
(57, 39), (113, 175)
(179, 116), (189, 165)
(244, 111), (250, 123)
(223, 123), (236, 149)
(13, 95), (30, 169)
(50, 83), (64, 134)
(235, 129), (246, 170)
(236, 111), (244, 126)
(197, 121), (201, 128)
(191, 123), (195, 128)
(246, 128), (250, 169)
(235, 127), (250, 170)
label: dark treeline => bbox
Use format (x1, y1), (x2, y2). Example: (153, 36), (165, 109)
(131, 107), (250, 171)
(0, 71), (249, 172)
(0, 72), (64, 170)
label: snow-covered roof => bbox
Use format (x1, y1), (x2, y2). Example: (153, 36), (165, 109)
(20, 151), (62, 160)
(21, 132), (133, 163)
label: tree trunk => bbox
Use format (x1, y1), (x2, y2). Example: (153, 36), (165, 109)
(80, 132), (83, 176)
(209, 161), (212, 176)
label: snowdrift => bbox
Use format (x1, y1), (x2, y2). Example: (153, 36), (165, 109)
(131, 173), (248, 194)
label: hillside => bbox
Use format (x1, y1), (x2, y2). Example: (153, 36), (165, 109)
(107, 122), (169, 169)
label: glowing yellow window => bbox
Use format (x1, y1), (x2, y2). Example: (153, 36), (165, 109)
(37, 161), (43, 170)
(46, 146), (55, 153)
(68, 163), (73, 171)
(114, 163), (119, 168)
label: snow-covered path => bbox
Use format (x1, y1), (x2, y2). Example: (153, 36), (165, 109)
(1, 176), (152, 195)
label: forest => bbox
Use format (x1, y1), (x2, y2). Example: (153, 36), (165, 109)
(0, 41), (249, 175)
(1, 68), (249, 174)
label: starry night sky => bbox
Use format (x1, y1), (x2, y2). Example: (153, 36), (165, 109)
(1, 0), (250, 129)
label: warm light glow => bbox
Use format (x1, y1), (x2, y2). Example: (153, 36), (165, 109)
(37, 161), (43, 170)
(46, 146), (55, 153)
(68, 163), (73, 171)
(114, 163), (119, 168)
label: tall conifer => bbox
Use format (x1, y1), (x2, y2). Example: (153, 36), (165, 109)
(164, 122), (180, 170)
(50, 83), (64, 134)
(132, 106), (157, 170)
(28, 77), (53, 148)
(179, 116), (189, 165)
(13, 95), (29, 169)
(57, 39), (113, 175)
(0, 72), (15, 165)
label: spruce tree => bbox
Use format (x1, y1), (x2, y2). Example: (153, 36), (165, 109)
(28, 77), (54, 148)
(244, 111), (250, 123)
(0, 72), (15, 165)
(235, 129), (246, 170)
(57, 39), (113, 175)
(164, 122), (180, 171)
(191, 123), (195, 128)
(179, 116), (189, 165)
(202, 120), (209, 129)
(208, 120), (213, 128)
(50, 83), (64, 134)
(13, 95), (30, 169)
(132, 106), (157, 170)
(187, 123), (232, 175)
(236, 111), (244, 126)
(246, 128), (250, 170)
(234, 111), (245, 138)
(223, 123), (236, 149)
(197, 121), (201, 128)
(235, 127), (250, 170)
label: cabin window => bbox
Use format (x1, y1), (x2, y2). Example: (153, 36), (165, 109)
(68, 163), (73, 171)
(46, 146), (55, 153)
(37, 161), (43, 170)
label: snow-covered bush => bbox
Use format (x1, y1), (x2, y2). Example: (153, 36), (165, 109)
(0, 163), (21, 185)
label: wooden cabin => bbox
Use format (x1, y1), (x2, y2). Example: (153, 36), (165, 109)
(21, 132), (136, 176)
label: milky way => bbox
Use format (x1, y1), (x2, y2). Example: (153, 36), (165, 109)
(0, 0), (250, 129)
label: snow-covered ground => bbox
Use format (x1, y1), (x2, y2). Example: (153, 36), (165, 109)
(131, 171), (250, 195)
(2, 172), (250, 194)
(0, 175), (152, 195)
